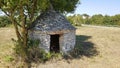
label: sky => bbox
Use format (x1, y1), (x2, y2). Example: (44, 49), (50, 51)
(0, 0), (120, 16)
(74, 0), (120, 16)
(0, 10), (4, 16)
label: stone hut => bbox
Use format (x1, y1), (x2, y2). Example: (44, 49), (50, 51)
(29, 10), (76, 54)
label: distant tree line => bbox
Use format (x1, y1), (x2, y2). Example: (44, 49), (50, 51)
(0, 16), (11, 27)
(67, 14), (120, 27)
(1, 13), (120, 28)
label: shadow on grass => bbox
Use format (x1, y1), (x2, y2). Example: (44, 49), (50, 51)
(15, 35), (99, 67)
(64, 35), (99, 60)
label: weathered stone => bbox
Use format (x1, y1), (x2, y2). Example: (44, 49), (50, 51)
(29, 10), (76, 54)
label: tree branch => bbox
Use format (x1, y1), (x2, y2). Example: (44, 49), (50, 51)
(1, 9), (10, 16)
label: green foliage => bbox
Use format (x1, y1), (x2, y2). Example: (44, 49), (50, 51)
(89, 14), (104, 25)
(0, 0), (80, 44)
(0, 0), (79, 63)
(0, 16), (11, 27)
(26, 39), (62, 62)
(82, 14), (90, 24)
(67, 14), (120, 27)
(50, 0), (80, 13)
(89, 14), (120, 26)
(13, 39), (40, 62)
(12, 39), (27, 60)
(13, 38), (62, 63)
(27, 39), (48, 62)
(67, 14), (83, 26)
(4, 55), (14, 62)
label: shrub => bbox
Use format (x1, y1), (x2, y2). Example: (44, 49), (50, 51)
(13, 38), (62, 63)
(0, 16), (12, 27)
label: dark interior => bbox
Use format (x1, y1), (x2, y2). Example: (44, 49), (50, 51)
(50, 34), (60, 53)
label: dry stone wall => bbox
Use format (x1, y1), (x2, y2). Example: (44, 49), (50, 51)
(62, 31), (76, 54)
(29, 30), (76, 54)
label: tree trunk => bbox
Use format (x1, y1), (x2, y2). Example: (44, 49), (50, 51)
(20, 7), (28, 47)
(9, 15), (21, 42)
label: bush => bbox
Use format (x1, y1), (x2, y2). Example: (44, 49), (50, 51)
(13, 38), (62, 63)
(0, 16), (12, 27)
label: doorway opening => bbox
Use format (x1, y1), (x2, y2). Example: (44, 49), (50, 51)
(50, 34), (60, 53)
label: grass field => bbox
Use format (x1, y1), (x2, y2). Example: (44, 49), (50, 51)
(0, 26), (120, 68)
(0, 28), (15, 67)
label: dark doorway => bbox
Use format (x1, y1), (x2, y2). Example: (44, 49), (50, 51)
(50, 34), (60, 53)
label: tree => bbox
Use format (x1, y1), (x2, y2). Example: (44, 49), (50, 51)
(0, 0), (80, 62)
(67, 14), (83, 26)
(103, 15), (112, 25)
(90, 14), (104, 25)
(67, 16), (74, 25)
(82, 14), (89, 19)
(0, 16), (11, 27)
(111, 14), (120, 26)
(82, 14), (90, 24)
(0, 0), (79, 46)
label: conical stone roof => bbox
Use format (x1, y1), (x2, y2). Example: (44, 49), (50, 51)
(30, 10), (76, 34)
